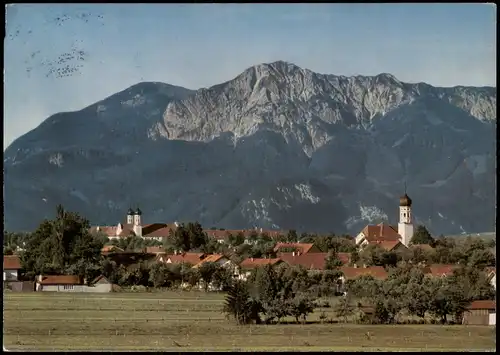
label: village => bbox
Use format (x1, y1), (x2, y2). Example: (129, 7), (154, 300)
(3, 192), (497, 326)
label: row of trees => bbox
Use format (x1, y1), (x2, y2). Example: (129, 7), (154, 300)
(101, 258), (235, 291)
(224, 263), (341, 325)
(344, 263), (495, 324)
(223, 261), (496, 325)
(358, 236), (496, 270)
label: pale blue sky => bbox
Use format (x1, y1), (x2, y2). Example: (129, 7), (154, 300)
(4, 4), (496, 149)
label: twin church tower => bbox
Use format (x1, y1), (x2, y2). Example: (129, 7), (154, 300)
(126, 207), (143, 237)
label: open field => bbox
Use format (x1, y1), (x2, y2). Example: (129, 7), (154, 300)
(3, 292), (496, 352)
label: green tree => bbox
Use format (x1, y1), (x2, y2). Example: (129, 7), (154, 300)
(184, 268), (201, 288)
(299, 232), (312, 242)
(404, 246), (431, 265)
(410, 225), (434, 245)
(171, 224), (191, 252)
(450, 266), (495, 301)
(467, 249), (496, 269)
(248, 230), (259, 244)
(223, 280), (261, 325)
(186, 222), (208, 250)
(288, 295), (315, 324)
(234, 243), (252, 258)
(325, 250), (343, 270)
(198, 262), (220, 291)
(335, 295), (356, 323)
(428, 277), (469, 324)
(149, 263), (169, 288)
(320, 269), (343, 297)
(403, 278), (433, 319)
(21, 205), (104, 279)
(359, 244), (383, 266)
(379, 251), (400, 268)
(228, 232), (245, 247)
(431, 238), (459, 264)
(350, 250), (360, 266)
(286, 229), (298, 242)
(65, 259), (101, 285)
(263, 297), (290, 324)
(3, 231), (30, 252)
(212, 266), (234, 291)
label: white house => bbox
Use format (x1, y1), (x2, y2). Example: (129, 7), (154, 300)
(35, 275), (113, 293)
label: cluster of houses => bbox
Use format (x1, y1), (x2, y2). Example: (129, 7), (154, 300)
(3, 240), (496, 325)
(3, 193), (496, 325)
(89, 193), (421, 248)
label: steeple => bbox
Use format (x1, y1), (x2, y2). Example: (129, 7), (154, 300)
(132, 205), (142, 237)
(399, 181), (412, 207)
(126, 208), (134, 224)
(398, 184), (414, 246)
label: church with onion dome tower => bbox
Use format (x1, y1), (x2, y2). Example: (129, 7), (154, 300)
(354, 189), (415, 248)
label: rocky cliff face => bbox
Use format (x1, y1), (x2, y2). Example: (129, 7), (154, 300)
(4, 61), (496, 235)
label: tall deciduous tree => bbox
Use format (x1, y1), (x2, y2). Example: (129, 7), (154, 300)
(410, 225), (434, 245)
(186, 222), (208, 250)
(21, 205), (104, 279)
(335, 295), (356, 323)
(171, 223), (191, 252)
(198, 262), (220, 291)
(286, 229), (298, 242)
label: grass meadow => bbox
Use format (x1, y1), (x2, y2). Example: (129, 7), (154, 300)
(3, 291), (496, 352)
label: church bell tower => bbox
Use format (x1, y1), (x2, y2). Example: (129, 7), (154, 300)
(397, 185), (414, 247)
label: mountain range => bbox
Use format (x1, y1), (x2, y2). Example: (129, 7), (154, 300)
(4, 61), (496, 236)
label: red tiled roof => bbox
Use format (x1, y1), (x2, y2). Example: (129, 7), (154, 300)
(337, 253), (351, 265)
(423, 264), (458, 277)
(90, 226), (118, 237)
(91, 275), (111, 284)
(370, 240), (406, 251)
(164, 253), (206, 265)
(360, 223), (401, 243)
(144, 224), (177, 237)
(142, 223), (167, 235)
(193, 254), (226, 268)
(118, 227), (135, 237)
(467, 300), (496, 310)
(37, 275), (82, 285)
(274, 243), (316, 254)
(3, 255), (21, 270)
(239, 258), (283, 269)
(278, 252), (328, 270)
(340, 266), (388, 280)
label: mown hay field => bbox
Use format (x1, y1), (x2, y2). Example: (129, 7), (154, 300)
(3, 292), (496, 352)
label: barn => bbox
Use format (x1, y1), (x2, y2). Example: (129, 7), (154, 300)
(462, 300), (496, 326)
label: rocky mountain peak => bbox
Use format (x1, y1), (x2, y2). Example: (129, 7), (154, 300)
(4, 61), (496, 236)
